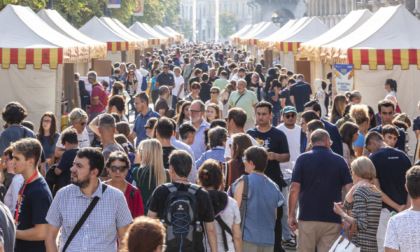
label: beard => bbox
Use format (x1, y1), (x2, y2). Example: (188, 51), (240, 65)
(71, 172), (90, 189)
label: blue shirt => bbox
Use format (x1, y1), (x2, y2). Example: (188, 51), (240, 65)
(289, 81), (312, 112)
(268, 91), (281, 113)
(187, 120), (210, 161)
(370, 147), (412, 212)
(39, 133), (60, 159)
(321, 118), (343, 156)
(353, 131), (365, 148)
(292, 146), (352, 223)
(151, 77), (158, 91)
(134, 109), (161, 147)
(369, 125), (406, 151)
(195, 146), (226, 169)
(231, 173), (284, 246)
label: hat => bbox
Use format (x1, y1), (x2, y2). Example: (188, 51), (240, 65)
(282, 106), (297, 115)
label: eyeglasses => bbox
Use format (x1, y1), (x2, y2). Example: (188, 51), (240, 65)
(80, 122), (86, 126)
(144, 126), (151, 130)
(109, 166), (128, 172)
(163, 66), (169, 69)
(42, 119), (52, 123)
(284, 113), (296, 119)
(189, 109), (201, 114)
(210, 92), (219, 94)
(242, 158), (248, 163)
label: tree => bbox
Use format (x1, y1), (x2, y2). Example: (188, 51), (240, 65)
(132, 0), (180, 28)
(219, 11), (238, 39)
(177, 19), (192, 40)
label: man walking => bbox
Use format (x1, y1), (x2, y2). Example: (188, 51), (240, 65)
(290, 74), (312, 124)
(288, 129), (353, 251)
(12, 138), (53, 252)
(228, 79), (258, 131)
(156, 63), (175, 108)
(45, 147), (133, 252)
(129, 92), (161, 147)
(88, 71), (108, 121)
(186, 100), (210, 161)
(365, 132), (411, 252)
(247, 101), (290, 252)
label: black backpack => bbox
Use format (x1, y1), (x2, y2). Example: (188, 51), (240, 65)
(162, 183), (203, 252)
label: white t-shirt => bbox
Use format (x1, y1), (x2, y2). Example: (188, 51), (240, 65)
(205, 100), (223, 113)
(4, 174), (24, 215)
(172, 75), (185, 98)
(224, 134), (260, 159)
(56, 126), (91, 149)
(205, 196), (241, 252)
(385, 210), (420, 251)
(134, 70), (143, 93)
(277, 124), (302, 180)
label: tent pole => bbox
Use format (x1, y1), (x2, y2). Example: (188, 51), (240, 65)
(48, 0), (53, 9)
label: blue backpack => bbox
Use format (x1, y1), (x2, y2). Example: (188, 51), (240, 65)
(141, 76), (148, 91)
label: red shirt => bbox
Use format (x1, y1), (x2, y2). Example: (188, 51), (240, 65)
(90, 82), (108, 113)
(124, 183), (144, 218)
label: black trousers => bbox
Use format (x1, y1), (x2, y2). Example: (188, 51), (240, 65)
(274, 206), (286, 252)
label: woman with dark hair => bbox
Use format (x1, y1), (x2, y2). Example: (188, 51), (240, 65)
(223, 133), (253, 190)
(335, 103), (354, 130)
(249, 73), (265, 102)
(185, 82), (201, 101)
(122, 216), (166, 252)
(206, 103), (220, 124)
(254, 63), (265, 84)
(108, 95), (128, 122)
(197, 160), (242, 252)
(367, 105), (377, 130)
(175, 101), (191, 139)
(385, 78), (401, 113)
(78, 80), (91, 111)
(37, 112), (60, 161)
(339, 122), (359, 166)
(105, 151), (143, 218)
(216, 66), (225, 76)
(330, 94), (348, 124)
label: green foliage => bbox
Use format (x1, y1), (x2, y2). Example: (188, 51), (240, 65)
(219, 11), (238, 39)
(0, 0), (181, 29)
(177, 19), (192, 40)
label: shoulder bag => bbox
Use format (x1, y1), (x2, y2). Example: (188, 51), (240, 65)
(62, 184), (108, 252)
(239, 175), (249, 234)
(235, 93), (246, 106)
(328, 219), (360, 252)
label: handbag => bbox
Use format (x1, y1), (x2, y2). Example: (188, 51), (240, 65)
(62, 184), (108, 252)
(329, 219), (360, 252)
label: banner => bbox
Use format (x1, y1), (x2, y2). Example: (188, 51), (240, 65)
(133, 0), (144, 16)
(333, 64), (354, 95)
(107, 0), (121, 9)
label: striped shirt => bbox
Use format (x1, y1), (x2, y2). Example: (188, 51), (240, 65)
(46, 180), (133, 252)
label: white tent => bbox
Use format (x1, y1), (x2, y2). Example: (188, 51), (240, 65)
(129, 22), (166, 46)
(164, 26), (184, 40)
(142, 23), (169, 42)
(79, 17), (134, 63)
(38, 9), (107, 75)
(100, 17), (147, 50)
(238, 22), (266, 44)
(0, 5), (87, 130)
(258, 19), (301, 49)
(153, 25), (176, 43)
(246, 22), (280, 46)
(229, 24), (252, 44)
(321, 5), (420, 155)
(300, 9), (372, 59)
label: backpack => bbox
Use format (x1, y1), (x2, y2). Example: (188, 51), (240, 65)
(162, 183), (202, 251)
(141, 76), (148, 91)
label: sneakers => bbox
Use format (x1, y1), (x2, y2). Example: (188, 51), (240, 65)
(282, 238), (297, 250)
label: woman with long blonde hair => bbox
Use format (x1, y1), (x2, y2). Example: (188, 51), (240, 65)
(132, 139), (170, 214)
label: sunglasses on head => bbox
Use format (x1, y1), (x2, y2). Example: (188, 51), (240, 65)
(284, 113), (296, 119)
(109, 166), (128, 172)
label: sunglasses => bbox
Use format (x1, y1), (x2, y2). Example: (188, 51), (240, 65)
(109, 166), (128, 172)
(192, 87), (200, 90)
(144, 126), (151, 130)
(210, 92), (219, 94)
(284, 113), (296, 119)
(80, 122), (86, 126)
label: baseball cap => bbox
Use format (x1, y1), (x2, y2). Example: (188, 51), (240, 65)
(282, 106), (297, 115)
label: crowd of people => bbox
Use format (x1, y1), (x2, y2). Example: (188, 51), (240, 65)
(0, 43), (420, 252)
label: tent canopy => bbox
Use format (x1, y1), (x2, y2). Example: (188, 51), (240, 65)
(246, 22), (280, 46)
(153, 25), (176, 43)
(38, 9), (107, 59)
(276, 17), (328, 55)
(0, 4), (88, 68)
(300, 9), (372, 59)
(238, 22), (266, 42)
(129, 22), (165, 46)
(164, 26), (184, 40)
(100, 17), (146, 50)
(322, 5), (420, 69)
(79, 17), (134, 53)
(142, 23), (168, 41)
(258, 19), (300, 49)
(229, 24), (252, 43)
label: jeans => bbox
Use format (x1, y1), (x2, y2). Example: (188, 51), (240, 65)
(281, 178), (292, 240)
(172, 95), (180, 110)
(272, 111), (280, 127)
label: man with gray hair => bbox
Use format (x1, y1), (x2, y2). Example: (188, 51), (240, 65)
(195, 126), (227, 168)
(55, 108), (90, 158)
(95, 113), (124, 180)
(288, 129), (353, 251)
(88, 71), (108, 121)
(228, 79), (258, 131)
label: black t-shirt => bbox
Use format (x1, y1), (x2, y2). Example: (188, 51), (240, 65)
(280, 88), (293, 106)
(156, 72), (174, 87)
(199, 82), (212, 103)
(155, 98), (169, 114)
(57, 148), (78, 185)
(147, 182), (215, 223)
(370, 147), (412, 212)
(289, 81), (312, 112)
(15, 177), (52, 252)
(247, 127), (290, 186)
(209, 76), (219, 85)
(162, 146), (177, 169)
(80, 91), (91, 111)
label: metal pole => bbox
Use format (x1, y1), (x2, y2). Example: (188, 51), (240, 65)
(48, 0), (53, 9)
(215, 0), (219, 42)
(131, 15), (134, 26)
(163, 12), (166, 27)
(192, 0), (196, 42)
(104, 3), (107, 17)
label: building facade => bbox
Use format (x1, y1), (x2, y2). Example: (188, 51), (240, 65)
(307, 0), (420, 28)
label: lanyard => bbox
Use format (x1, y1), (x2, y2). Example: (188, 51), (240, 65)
(14, 170), (38, 223)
